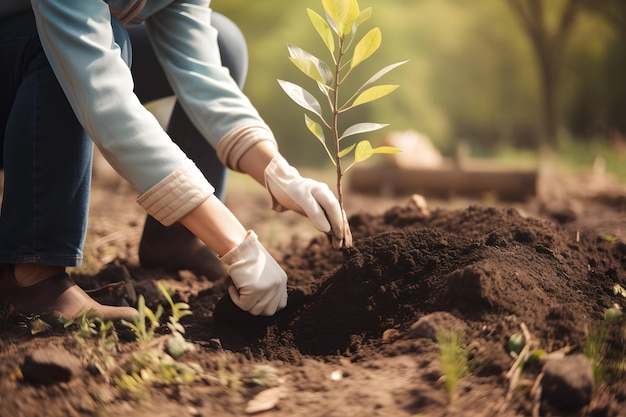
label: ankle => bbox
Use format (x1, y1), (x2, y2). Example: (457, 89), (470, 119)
(13, 263), (65, 287)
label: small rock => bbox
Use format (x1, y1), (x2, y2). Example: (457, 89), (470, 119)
(407, 312), (467, 341)
(21, 347), (83, 385)
(409, 194), (430, 216)
(382, 328), (400, 342)
(541, 354), (594, 411)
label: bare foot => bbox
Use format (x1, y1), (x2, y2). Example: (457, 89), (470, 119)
(138, 216), (227, 280)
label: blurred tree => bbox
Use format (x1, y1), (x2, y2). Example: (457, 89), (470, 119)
(588, 0), (626, 138)
(211, 1), (622, 162)
(506, 0), (590, 145)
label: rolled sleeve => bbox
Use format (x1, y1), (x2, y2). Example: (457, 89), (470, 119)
(216, 123), (278, 172)
(137, 161), (214, 226)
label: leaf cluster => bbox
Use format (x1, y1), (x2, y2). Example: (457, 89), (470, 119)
(59, 309), (120, 377)
(278, 0), (405, 173)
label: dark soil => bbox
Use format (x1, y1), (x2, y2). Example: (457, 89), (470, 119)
(1, 168), (625, 417)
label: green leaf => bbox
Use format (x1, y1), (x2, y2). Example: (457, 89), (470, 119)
(307, 8), (334, 55)
(350, 85), (399, 108)
(287, 44), (332, 86)
(340, 122), (389, 141)
(351, 28), (381, 69)
(353, 60), (408, 98)
(338, 143), (356, 158)
(305, 114), (325, 143)
(354, 140), (373, 162)
(305, 114), (335, 164)
(371, 146), (402, 154)
(289, 57), (326, 85)
(278, 80), (323, 119)
(354, 141), (401, 163)
(322, 0), (360, 36)
(357, 7), (372, 27)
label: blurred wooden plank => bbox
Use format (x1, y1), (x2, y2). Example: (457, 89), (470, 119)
(348, 161), (538, 201)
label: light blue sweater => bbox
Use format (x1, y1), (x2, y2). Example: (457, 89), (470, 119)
(1, 0), (275, 224)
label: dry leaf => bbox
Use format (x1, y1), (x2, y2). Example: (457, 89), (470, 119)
(245, 387), (286, 414)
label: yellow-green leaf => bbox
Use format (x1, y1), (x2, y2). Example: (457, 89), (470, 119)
(351, 85), (399, 108)
(307, 8), (334, 54)
(322, 0), (360, 36)
(357, 7), (372, 27)
(288, 44), (333, 86)
(354, 140), (373, 162)
(289, 57), (326, 85)
(351, 27), (381, 69)
(305, 114), (335, 165)
(371, 146), (402, 154)
(305, 114), (325, 143)
(338, 143), (356, 158)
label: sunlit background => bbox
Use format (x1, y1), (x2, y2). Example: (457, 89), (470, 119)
(211, 0), (626, 178)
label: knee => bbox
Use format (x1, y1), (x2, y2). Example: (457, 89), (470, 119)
(212, 12), (248, 89)
(111, 15), (131, 67)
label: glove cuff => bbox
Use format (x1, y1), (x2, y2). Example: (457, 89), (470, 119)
(218, 230), (266, 288)
(219, 230), (256, 266)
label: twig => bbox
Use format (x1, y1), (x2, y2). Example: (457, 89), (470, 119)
(92, 228), (141, 250)
(530, 372), (543, 417)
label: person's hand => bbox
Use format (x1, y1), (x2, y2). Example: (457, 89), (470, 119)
(219, 230), (288, 316)
(264, 155), (352, 248)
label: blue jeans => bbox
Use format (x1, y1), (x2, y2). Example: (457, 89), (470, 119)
(0, 11), (247, 267)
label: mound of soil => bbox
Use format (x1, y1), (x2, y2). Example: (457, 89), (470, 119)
(208, 204), (623, 361)
(199, 200), (625, 416)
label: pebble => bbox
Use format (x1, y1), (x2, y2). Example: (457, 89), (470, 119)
(541, 354), (594, 411)
(21, 346), (83, 385)
(407, 311), (467, 341)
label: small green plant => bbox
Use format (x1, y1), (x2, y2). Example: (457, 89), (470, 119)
(507, 332), (525, 358)
(156, 281), (194, 358)
(121, 294), (163, 344)
(279, 0), (406, 248)
(614, 284), (626, 298)
(584, 324), (608, 383)
(59, 309), (120, 377)
(217, 356), (243, 394)
(244, 364), (281, 388)
(115, 284), (200, 393)
(584, 305), (626, 383)
(437, 331), (468, 405)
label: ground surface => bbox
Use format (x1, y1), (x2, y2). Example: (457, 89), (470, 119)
(1, 163), (625, 417)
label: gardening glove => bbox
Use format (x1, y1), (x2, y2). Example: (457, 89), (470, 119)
(264, 155), (352, 248)
(219, 230), (288, 316)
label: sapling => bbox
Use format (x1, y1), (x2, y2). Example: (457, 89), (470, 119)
(278, 0), (406, 248)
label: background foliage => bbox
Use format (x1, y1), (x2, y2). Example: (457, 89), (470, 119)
(212, 0), (625, 168)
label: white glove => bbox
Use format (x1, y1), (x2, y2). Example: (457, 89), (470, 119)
(264, 155), (352, 248)
(219, 230), (288, 316)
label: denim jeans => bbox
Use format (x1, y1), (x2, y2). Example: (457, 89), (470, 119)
(0, 11), (247, 266)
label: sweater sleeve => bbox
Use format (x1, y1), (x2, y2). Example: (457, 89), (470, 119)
(143, 0), (275, 151)
(30, 0), (214, 224)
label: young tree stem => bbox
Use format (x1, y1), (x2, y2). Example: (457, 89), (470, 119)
(333, 36), (346, 213)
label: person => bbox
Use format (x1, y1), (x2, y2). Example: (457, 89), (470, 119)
(0, 0), (349, 323)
